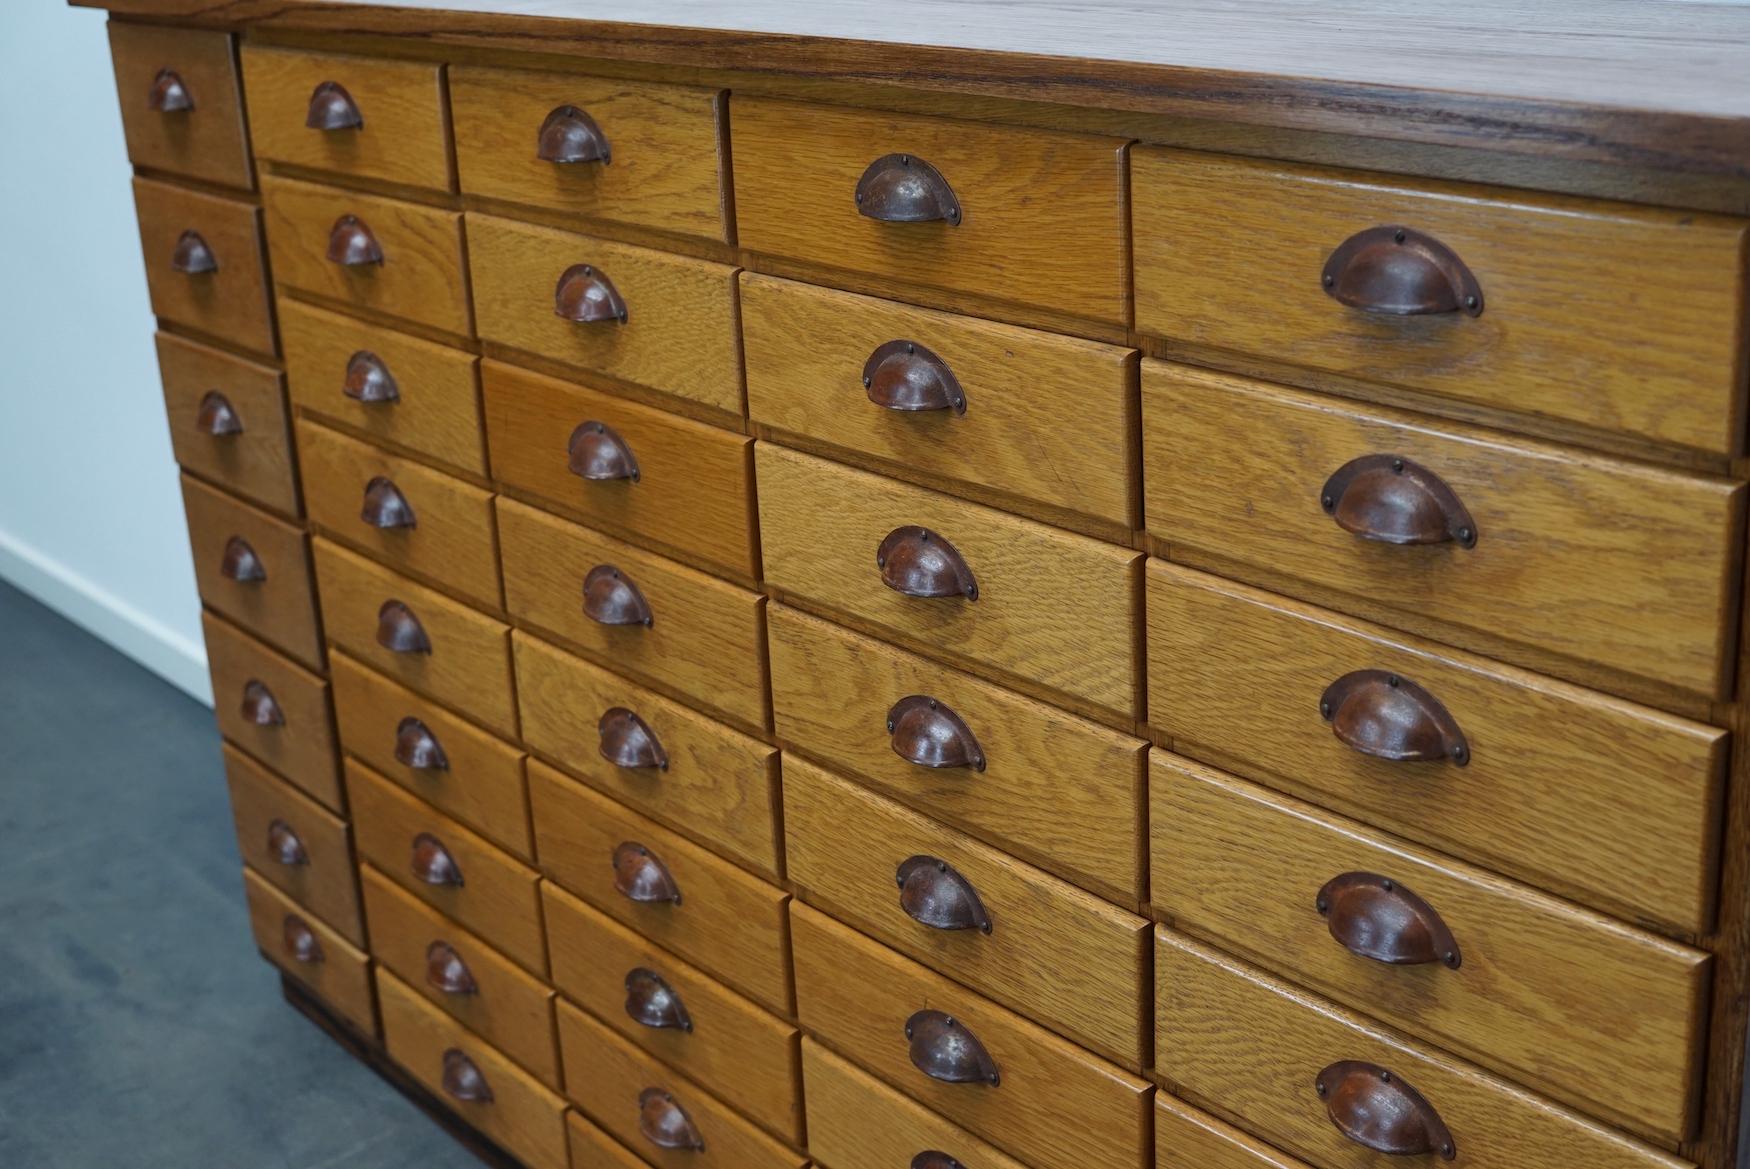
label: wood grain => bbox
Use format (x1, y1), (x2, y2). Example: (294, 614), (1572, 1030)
(204, 610), (341, 812)
(565, 1114), (649, 1169)
(157, 332), (297, 516)
(183, 474), (324, 669)
(1156, 1094), (1311, 1169)
(108, 23), (251, 189)
(242, 866), (375, 1035)
(132, 177), (275, 356)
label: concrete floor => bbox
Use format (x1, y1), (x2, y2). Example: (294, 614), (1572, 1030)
(0, 582), (478, 1168)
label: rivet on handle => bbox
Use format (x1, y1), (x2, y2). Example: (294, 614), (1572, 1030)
(220, 536), (266, 584)
(1322, 226), (1482, 317)
(240, 680), (285, 727)
(171, 230), (217, 275)
(896, 855), (991, 933)
(306, 80), (363, 131)
(1317, 872), (1462, 969)
(537, 104), (610, 164)
(148, 68), (193, 113)
(1316, 1060), (1456, 1160)
(904, 1009), (999, 1085)
(1320, 670), (1469, 766)
(855, 153), (961, 225)
(1319, 454), (1476, 548)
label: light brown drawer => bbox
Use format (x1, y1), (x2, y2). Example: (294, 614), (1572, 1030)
(331, 651), (531, 860)
(1154, 755), (1709, 1142)
(769, 605), (1144, 904)
(361, 865), (558, 1086)
(527, 759), (790, 1014)
(514, 632), (780, 879)
(1157, 1096), (1313, 1169)
(183, 474), (323, 670)
(224, 744), (362, 944)
(133, 177), (274, 355)
(1147, 561), (1727, 933)
(1157, 929), (1689, 1169)
(204, 611), (340, 812)
(732, 97), (1128, 327)
(349, 759), (545, 975)
(280, 299), (485, 476)
(297, 418), (501, 608)
(241, 46), (451, 191)
(261, 176), (469, 336)
(241, 866), (374, 1036)
(1132, 148), (1749, 455)
(758, 444), (1141, 723)
(1144, 363), (1745, 700)
(544, 881), (801, 1142)
(482, 361), (757, 579)
(378, 971), (569, 1169)
(450, 67), (728, 243)
(792, 903), (1150, 1169)
(109, 24), (251, 189)
(567, 1114), (650, 1169)
(312, 539), (516, 737)
(784, 757), (1147, 1067)
(742, 273), (1138, 529)
(157, 333), (296, 516)
(467, 215), (740, 415)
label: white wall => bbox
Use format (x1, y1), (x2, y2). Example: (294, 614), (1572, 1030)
(0, 4), (210, 703)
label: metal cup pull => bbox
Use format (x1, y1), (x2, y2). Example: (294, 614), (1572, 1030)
(863, 340), (966, 415)
(905, 1009), (999, 1085)
(149, 69), (193, 113)
(613, 842), (681, 905)
(375, 600), (431, 654)
(537, 104), (610, 164)
(360, 476), (416, 530)
(1316, 1061), (1456, 1160)
(1322, 227), (1482, 317)
(282, 914), (322, 964)
(343, 351), (398, 404)
(220, 536), (266, 583)
(412, 832), (464, 887)
(1320, 670), (1469, 766)
(554, 263), (627, 324)
(582, 565), (653, 627)
(441, 1049), (493, 1103)
(567, 421), (639, 482)
(877, 526), (978, 601)
(171, 229), (217, 274)
(394, 717), (450, 772)
(855, 153), (961, 225)
(327, 214), (383, 266)
(240, 680), (284, 727)
(599, 708), (668, 771)
(624, 967), (692, 1032)
(426, 941), (478, 995)
(1320, 455), (1476, 548)
(196, 390), (242, 436)
(306, 80), (363, 131)
(638, 1088), (704, 1151)
(1318, 872), (1461, 969)
(897, 855), (991, 933)
(887, 696), (985, 770)
(267, 818), (308, 867)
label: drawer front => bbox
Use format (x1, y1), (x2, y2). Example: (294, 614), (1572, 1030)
(297, 419), (501, 608)
(792, 903), (1150, 1169)
(732, 97), (1128, 326)
(544, 882), (802, 1141)
(1143, 363), (1745, 698)
(312, 539), (516, 736)
(183, 474), (323, 669)
(497, 498), (768, 731)
(482, 361), (757, 579)
(742, 273), (1138, 527)
(241, 47), (451, 190)
(241, 866), (374, 1035)
(1154, 755), (1709, 1142)
(1156, 929), (1689, 1169)
(224, 744), (361, 944)
(349, 760), (545, 974)
(450, 67), (728, 242)
(514, 633), (781, 879)
(1157, 1096), (1313, 1169)
(1132, 148), (1749, 455)
(758, 444), (1141, 722)
(157, 333), (296, 515)
(360, 865), (558, 1086)
(133, 177), (274, 355)
(204, 611), (340, 812)
(567, 1114), (650, 1169)
(467, 214), (741, 415)
(331, 651), (531, 860)
(280, 299), (485, 476)
(783, 757), (1147, 1066)
(261, 176), (469, 336)
(527, 759), (790, 1014)
(769, 605), (1145, 904)
(1147, 561), (1727, 932)
(109, 24), (251, 189)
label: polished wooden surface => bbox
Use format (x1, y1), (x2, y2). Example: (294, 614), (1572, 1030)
(242, 866), (375, 1034)
(182, 473), (324, 669)
(204, 610), (341, 811)
(1156, 1094), (1313, 1169)
(157, 332), (297, 516)
(108, 23), (252, 189)
(132, 177), (275, 355)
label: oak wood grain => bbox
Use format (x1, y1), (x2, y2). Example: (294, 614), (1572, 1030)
(109, 23), (252, 189)
(1156, 1094), (1311, 1169)
(183, 474), (324, 669)
(242, 866), (375, 1035)
(133, 177), (276, 356)
(204, 610), (341, 812)
(157, 332), (297, 517)
(565, 1114), (649, 1169)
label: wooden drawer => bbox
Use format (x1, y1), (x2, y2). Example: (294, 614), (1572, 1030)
(241, 46), (451, 191)
(1143, 363), (1745, 700)
(1156, 928), (1689, 1169)
(514, 632), (781, 880)
(261, 176), (469, 336)
(224, 744), (362, 945)
(567, 1114), (649, 1169)
(1132, 148), (1749, 455)
(312, 539), (516, 737)
(544, 881), (802, 1142)
(349, 759), (545, 975)
(109, 24), (251, 189)
(297, 418), (501, 608)
(331, 651), (531, 860)
(1147, 561), (1728, 933)
(733, 97), (1128, 327)
(280, 299), (485, 476)
(132, 177), (274, 355)
(769, 605), (1145, 904)
(467, 215), (741, 415)
(742, 273), (1138, 529)
(361, 865), (557, 1086)
(526, 759), (790, 1014)
(557, 999), (807, 1169)
(1157, 1095), (1314, 1169)
(450, 67), (729, 243)
(241, 866), (374, 1036)
(482, 361), (757, 579)
(183, 474), (323, 669)
(204, 611), (340, 812)
(378, 971), (569, 1169)
(497, 498), (767, 731)
(157, 333), (296, 516)
(1154, 754), (1710, 1142)
(783, 757), (1148, 1067)
(758, 444), (1141, 723)
(792, 903), (1150, 1169)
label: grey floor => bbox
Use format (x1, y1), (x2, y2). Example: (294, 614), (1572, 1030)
(0, 582), (478, 1168)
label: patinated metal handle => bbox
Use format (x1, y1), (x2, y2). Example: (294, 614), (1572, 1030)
(267, 819), (307, 866)
(911, 1155), (965, 1169)
(624, 967), (692, 1032)
(1320, 455), (1477, 548)
(360, 476), (416, 530)
(897, 856), (991, 933)
(395, 717), (450, 771)
(220, 536), (266, 583)
(583, 565), (653, 626)
(1322, 227), (1482, 317)
(196, 390), (243, 436)
(1316, 1061), (1456, 1160)
(412, 832), (464, 886)
(1320, 670), (1470, 766)
(327, 214), (383, 266)
(376, 600), (432, 654)
(241, 680), (284, 727)
(599, 708), (668, 771)
(538, 105), (610, 163)
(554, 263), (628, 324)
(864, 341), (966, 415)
(567, 421), (639, 482)
(149, 68), (193, 113)
(1318, 872), (1461, 969)
(426, 941), (479, 995)
(887, 696), (985, 771)
(282, 914), (322, 964)
(855, 154), (961, 225)
(172, 229), (217, 275)
(442, 1049), (493, 1103)
(905, 1010), (999, 1085)
(613, 842), (681, 905)
(638, 1088), (704, 1150)
(306, 80), (362, 131)
(877, 527), (978, 601)
(343, 351), (399, 404)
